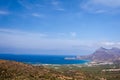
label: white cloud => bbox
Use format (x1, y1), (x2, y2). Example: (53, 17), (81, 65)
(18, 0), (43, 10)
(0, 28), (47, 37)
(97, 41), (120, 48)
(94, 10), (107, 13)
(91, 0), (120, 8)
(101, 42), (115, 46)
(55, 8), (65, 11)
(18, 0), (32, 9)
(32, 13), (44, 18)
(0, 10), (9, 15)
(70, 32), (77, 37)
(81, 0), (120, 13)
(52, 0), (59, 6)
(51, 0), (65, 11)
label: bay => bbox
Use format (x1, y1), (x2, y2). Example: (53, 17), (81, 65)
(0, 54), (88, 64)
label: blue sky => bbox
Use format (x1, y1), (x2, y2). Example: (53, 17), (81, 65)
(0, 0), (120, 55)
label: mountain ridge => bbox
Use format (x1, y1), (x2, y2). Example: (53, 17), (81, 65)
(79, 47), (120, 62)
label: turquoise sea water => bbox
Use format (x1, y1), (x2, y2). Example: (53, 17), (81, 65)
(0, 54), (89, 64)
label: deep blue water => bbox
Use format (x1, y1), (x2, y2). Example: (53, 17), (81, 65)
(0, 54), (88, 64)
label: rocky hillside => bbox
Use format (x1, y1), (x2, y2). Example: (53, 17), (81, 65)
(79, 47), (120, 62)
(0, 60), (86, 80)
(0, 59), (120, 80)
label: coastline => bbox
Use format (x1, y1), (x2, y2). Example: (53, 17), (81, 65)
(27, 60), (90, 66)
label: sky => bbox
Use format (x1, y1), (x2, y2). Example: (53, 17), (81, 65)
(0, 0), (120, 55)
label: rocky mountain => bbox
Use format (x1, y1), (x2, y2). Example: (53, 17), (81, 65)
(79, 47), (120, 62)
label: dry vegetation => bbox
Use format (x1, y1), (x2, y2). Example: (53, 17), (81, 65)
(0, 60), (86, 80)
(0, 60), (120, 80)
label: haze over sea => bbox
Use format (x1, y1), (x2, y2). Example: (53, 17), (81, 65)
(0, 54), (88, 65)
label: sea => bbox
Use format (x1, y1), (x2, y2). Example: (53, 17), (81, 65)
(0, 54), (89, 65)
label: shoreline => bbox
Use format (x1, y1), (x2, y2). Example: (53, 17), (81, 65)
(28, 62), (89, 66)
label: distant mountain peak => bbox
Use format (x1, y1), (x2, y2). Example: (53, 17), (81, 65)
(99, 47), (106, 49)
(111, 47), (120, 50)
(79, 47), (120, 62)
(96, 47), (107, 51)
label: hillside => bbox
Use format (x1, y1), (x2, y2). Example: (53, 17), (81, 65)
(0, 59), (120, 80)
(0, 60), (86, 80)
